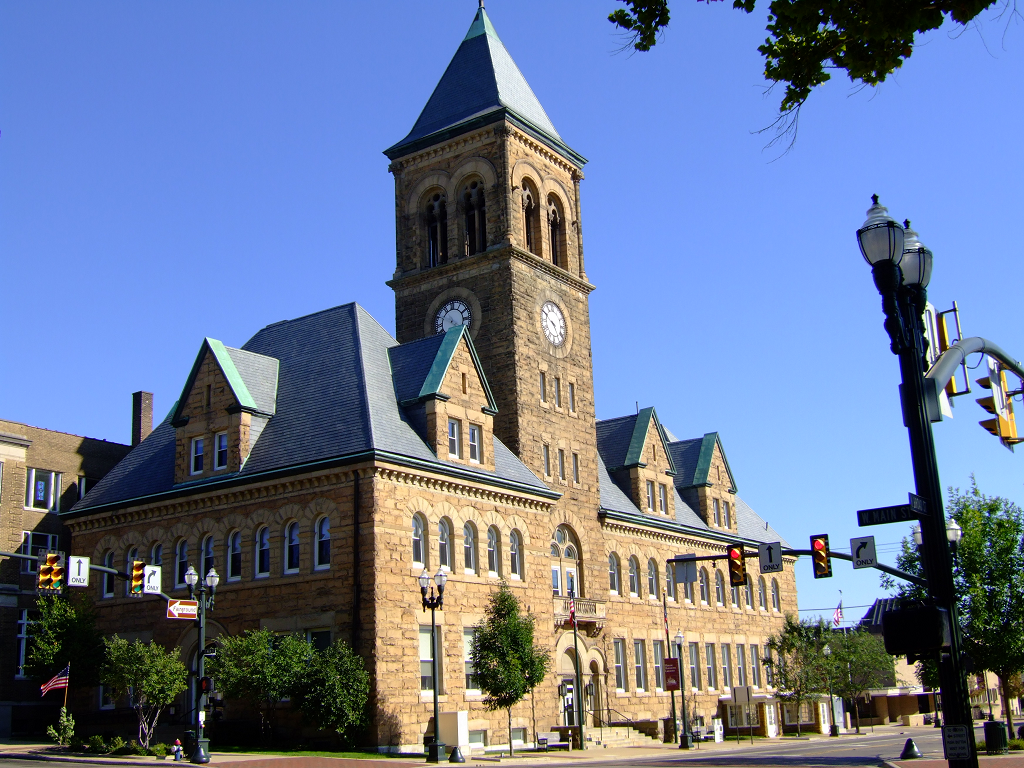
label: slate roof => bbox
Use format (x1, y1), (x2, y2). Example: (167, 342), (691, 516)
(71, 304), (552, 513)
(595, 414), (637, 471)
(667, 438), (703, 485)
(384, 6), (584, 166)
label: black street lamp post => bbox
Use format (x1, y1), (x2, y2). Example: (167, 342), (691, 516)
(857, 196), (978, 768)
(675, 630), (691, 749)
(420, 568), (448, 764)
(823, 644), (839, 737)
(185, 564), (219, 765)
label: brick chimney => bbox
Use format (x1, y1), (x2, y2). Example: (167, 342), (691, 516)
(132, 391), (153, 447)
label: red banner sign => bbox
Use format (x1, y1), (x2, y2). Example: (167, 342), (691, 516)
(664, 657), (681, 691)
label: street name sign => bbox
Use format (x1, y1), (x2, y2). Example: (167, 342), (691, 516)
(942, 725), (971, 760)
(850, 536), (877, 569)
(166, 599), (199, 620)
(758, 542), (783, 574)
(68, 556), (90, 587)
(663, 657), (681, 691)
(143, 565), (162, 594)
(857, 493), (927, 527)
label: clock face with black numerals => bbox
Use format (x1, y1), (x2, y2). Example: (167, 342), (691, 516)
(541, 301), (566, 346)
(435, 300), (472, 334)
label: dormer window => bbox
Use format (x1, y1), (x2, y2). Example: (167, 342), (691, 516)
(448, 419), (461, 458)
(191, 438), (204, 475)
(659, 483), (668, 513)
(723, 500), (732, 528)
(713, 498), (721, 526)
(646, 480), (655, 511)
(214, 432), (228, 470)
(468, 425), (481, 463)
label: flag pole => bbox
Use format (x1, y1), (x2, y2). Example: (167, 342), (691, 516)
(63, 662), (70, 709)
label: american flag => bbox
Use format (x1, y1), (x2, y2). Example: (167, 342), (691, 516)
(40, 664), (70, 696)
(832, 601), (844, 627)
(568, 594), (576, 627)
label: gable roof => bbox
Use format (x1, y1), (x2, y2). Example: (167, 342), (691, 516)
(389, 325), (497, 412)
(171, 338), (278, 426)
(71, 303), (552, 514)
(669, 432), (737, 492)
(383, 5), (584, 166)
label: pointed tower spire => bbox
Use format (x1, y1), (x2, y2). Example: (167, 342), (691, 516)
(384, 5), (583, 165)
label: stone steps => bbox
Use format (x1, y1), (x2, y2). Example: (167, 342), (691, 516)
(586, 725), (664, 748)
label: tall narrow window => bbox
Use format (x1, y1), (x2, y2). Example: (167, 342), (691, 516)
(572, 453), (580, 483)
(659, 484), (668, 513)
(764, 647), (774, 686)
(723, 501), (732, 528)
(689, 642), (701, 689)
(486, 526), (499, 575)
(256, 527), (270, 576)
(554, 377), (562, 407)
(509, 531), (521, 578)
(284, 522), (300, 573)
(713, 498), (721, 526)
(468, 425), (481, 463)
(523, 186), (538, 255)
(563, 544), (578, 597)
(684, 573), (694, 602)
(706, 644), (717, 689)
(201, 535), (214, 579)
(191, 438), (204, 474)
(608, 554), (620, 594)
(419, 626), (442, 691)
(175, 541), (188, 587)
(558, 449), (566, 480)
(744, 575), (754, 608)
(426, 193), (448, 267)
(613, 639), (626, 690)
(771, 578), (781, 611)
(548, 199), (563, 268)
(227, 531), (242, 580)
(568, 383), (576, 412)
(412, 516), (425, 566)
(151, 543), (163, 566)
(633, 640), (647, 691)
(699, 568), (709, 603)
(750, 645), (762, 688)
(448, 420), (461, 458)
(715, 570), (725, 605)
(464, 629), (480, 692)
(214, 432), (228, 470)
(542, 445), (551, 476)
(721, 644), (732, 690)
(665, 562), (676, 600)
(463, 523), (476, 573)
(628, 557), (640, 596)
(551, 546), (562, 596)
(315, 517), (330, 569)
(103, 551), (115, 597)
(646, 480), (655, 510)
(438, 519), (451, 570)
(647, 559), (658, 598)
(736, 644), (747, 687)
(758, 576), (768, 609)
(124, 547), (139, 595)
(731, 581), (740, 607)
(539, 372), (547, 402)
(653, 640), (665, 690)
(462, 180), (486, 256)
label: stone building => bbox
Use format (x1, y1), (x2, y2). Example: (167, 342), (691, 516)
(64, 5), (798, 752)
(0, 417), (132, 737)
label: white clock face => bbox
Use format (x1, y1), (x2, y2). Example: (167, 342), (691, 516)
(435, 300), (472, 334)
(541, 301), (566, 346)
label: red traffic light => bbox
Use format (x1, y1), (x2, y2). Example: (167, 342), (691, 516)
(810, 534), (832, 579)
(812, 539), (825, 551)
(727, 543), (746, 586)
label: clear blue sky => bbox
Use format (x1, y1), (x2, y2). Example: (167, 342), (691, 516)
(2, 1), (1021, 625)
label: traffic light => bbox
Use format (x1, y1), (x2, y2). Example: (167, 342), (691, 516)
(810, 535), (832, 579)
(976, 358), (1021, 450)
(130, 560), (145, 597)
(727, 543), (746, 587)
(37, 552), (65, 593)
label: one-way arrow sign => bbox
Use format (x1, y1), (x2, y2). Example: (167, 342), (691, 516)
(759, 542), (783, 574)
(850, 536), (876, 569)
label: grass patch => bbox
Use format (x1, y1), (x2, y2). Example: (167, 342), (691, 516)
(211, 746), (409, 759)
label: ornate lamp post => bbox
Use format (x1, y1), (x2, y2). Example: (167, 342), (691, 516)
(856, 196), (977, 768)
(675, 630), (691, 749)
(823, 644), (839, 736)
(420, 568), (447, 763)
(185, 565), (219, 764)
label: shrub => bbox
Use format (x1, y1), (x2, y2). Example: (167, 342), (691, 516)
(69, 736), (85, 753)
(108, 735), (126, 753)
(87, 735), (107, 753)
(45, 706), (75, 746)
(149, 742), (168, 757)
(1008, 739), (1024, 751)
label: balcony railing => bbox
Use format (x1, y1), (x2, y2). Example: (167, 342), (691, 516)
(553, 596), (606, 635)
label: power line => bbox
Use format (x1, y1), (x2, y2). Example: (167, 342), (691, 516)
(797, 603), (872, 612)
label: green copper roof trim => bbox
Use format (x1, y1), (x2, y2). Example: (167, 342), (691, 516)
(623, 407), (679, 475)
(690, 432), (737, 493)
(464, 5), (498, 40)
(172, 338), (261, 426)
(417, 326), (499, 413)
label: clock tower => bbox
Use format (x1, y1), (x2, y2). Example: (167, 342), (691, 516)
(384, 4), (598, 503)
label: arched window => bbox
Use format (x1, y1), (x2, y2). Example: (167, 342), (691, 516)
(462, 180), (486, 256)
(284, 522), (300, 573)
(771, 578), (781, 611)
(608, 553), (621, 594)
(665, 562), (676, 600)
(201, 535), (214, 580)
(683, 572), (694, 603)
(551, 525), (580, 598)
(758, 576), (768, 610)
(522, 183), (540, 256)
(509, 531), (522, 579)
(227, 531), (242, 581)
(103, 551), (115, 597)
(744, 575), (754, 608)
(647, 559), (658, 598)
(628, 556), (640, 596)
(698, 568), (709, 604)
(715, 570), (725, 605)
(151, 543), (163, 566)
(255, 527), (270, 577)
(315, 517), (330, 570)
(463, 523), (476, 573)
(487, 526), (500, 575)
(438, 519), (451, 570)
(124, 548), (138, 595)
(175, 540), (189, 587)
(731, 581), (740, 607)
(412, 516), (425, 566)
(547, 195), (565, 269)
(425, 193), (448, 267)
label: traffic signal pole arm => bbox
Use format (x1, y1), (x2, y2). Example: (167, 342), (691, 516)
(0, 550), (173, 601)
(926, 336), (1024, 391)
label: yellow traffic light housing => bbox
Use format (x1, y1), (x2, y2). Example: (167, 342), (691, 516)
(37, 552), (65, 593)
(727, 543), (746, 587)
(130, 560), (146, 597)
(976, 359), (1021, 451)
(810, 535), (832, 579)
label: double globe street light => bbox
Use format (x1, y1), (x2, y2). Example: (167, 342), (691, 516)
(184, 565), (219, 765)
(857, 197), (977, 768)
(419, 568), (451, 763)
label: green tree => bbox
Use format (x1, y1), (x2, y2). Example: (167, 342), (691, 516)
(25, 594), (104, 689)
(46, 707), (75, 746)
(763, 615), (828, 736)
(293, 639), (370, 745)
(884, 479), (1024, 734)
(206, 628), (312, 741)
(101, 637), (187, 749)
(609, 1), (1007, 126)
(823, 629), (896, 733)
(471, 582), (550, 756)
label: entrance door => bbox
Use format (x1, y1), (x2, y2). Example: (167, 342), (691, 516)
(562, 680), (576, 726)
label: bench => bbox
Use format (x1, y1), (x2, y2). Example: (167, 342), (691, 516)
(537, 732), (572, 751)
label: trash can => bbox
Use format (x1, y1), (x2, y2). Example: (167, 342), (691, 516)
(183, 730), (197, 757)
(984, 720), (1008, 755)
